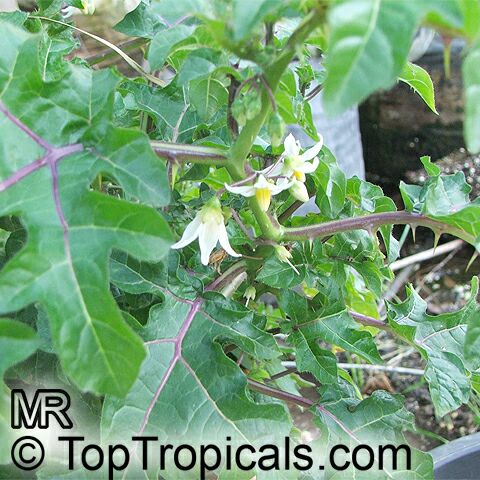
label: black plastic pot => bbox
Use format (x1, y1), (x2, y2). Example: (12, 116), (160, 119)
(432, 432), (480, 479)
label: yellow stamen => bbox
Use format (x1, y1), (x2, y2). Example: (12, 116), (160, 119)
(293, 170), (305, 182)
(255, 188), (272, 212)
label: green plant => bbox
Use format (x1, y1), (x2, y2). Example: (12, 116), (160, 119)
(0, 0), (479, 478)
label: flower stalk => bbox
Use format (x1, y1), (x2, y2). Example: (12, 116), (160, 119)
(224, 10), (323, 238)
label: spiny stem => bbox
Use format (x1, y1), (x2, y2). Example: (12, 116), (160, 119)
(171, 100), (189, 143)
(278, 199), (304, 223)
(283, 211), (470, 243)
(265, 368), (297, 383)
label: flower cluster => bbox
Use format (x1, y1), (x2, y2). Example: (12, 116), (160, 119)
(226, 133), (323, 210)
(267, 133), (323, 202)
(172, 134), (322, 264)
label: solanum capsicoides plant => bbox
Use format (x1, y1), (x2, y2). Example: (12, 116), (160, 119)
(0, 0), (480, 478)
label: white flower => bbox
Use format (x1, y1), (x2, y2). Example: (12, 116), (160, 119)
(262, 133), (323, 204)
(62, 0), (95, 17)
(225, 174), (291, 212)
(171, 198), (240, 266)
(266, 133), (323, 182)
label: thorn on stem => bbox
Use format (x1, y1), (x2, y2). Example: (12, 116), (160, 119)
(433, 230), (441, 253)
(466, 251), (479, 271)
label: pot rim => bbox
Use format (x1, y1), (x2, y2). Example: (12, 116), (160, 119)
(431, 431), (480, 473)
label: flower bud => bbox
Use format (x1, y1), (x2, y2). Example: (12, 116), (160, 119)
(289, 179), (309, 203)
(274, 245), (292, 263)
(243, 286), (256, 306)
(274, 245), (299, 275)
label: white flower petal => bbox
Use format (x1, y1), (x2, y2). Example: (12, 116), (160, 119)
(218, 222), (241, 258)
(254, 174), (272, 190)
(198, 221), (220, 265)
(276, 177), (292, 188)
(171, 215), (202, 250)
(299, 135), (323, 161)
(225, 183), (256, 197)
(125, 0), (141, 13)
(300, 156), (320, 174)
(271, 178), (293, 194)
(284, 133), (300, 157)
(261, 161), (285, 178)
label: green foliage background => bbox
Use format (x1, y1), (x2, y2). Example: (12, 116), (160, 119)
(0, 0), (479, 478)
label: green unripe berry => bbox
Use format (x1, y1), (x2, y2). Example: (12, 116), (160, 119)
(232, 98), (247, 127)
(245, 90), (262, 120)
(267, 112), (286, 147)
